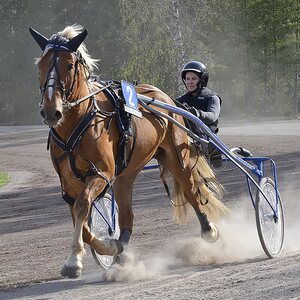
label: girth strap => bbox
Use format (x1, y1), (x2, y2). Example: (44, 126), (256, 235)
(101, 85), (135, 175)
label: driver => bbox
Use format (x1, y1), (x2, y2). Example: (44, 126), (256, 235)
(175, 60), (223, 168)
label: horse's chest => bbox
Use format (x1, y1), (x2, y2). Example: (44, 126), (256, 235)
(50, 147), (87, 186)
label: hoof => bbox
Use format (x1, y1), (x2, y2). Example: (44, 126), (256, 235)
(201, 222), (219, 243)
(114, 252), (127, 266)
(60, 265), (82, 279)
(109, 239), (123, 255)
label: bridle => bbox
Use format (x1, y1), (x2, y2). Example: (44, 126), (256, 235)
(39, 49), (80, 110)
(39, 48), (114, 113)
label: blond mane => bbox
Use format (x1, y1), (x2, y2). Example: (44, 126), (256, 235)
(56, 24), (99, 74)
(35, 24), (99, 76)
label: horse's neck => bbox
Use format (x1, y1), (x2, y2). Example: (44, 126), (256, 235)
(73, 75), (91, 104)
(88, 80), (102, 92)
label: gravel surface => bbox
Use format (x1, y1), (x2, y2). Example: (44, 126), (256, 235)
(0, 120), (300, 299)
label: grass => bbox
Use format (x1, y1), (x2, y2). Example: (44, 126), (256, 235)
(0, 172), (10, 188)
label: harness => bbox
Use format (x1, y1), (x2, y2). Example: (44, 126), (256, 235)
(47, 83), (135, 204)
(103, 83), (135, 176)
(39, 42), (135, 206)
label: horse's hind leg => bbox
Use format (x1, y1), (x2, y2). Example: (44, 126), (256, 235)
(158, 151), (219, 243)
(112, 171), (140, 263)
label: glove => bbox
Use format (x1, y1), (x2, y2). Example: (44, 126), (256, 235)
(182, 102), (190, 110)
(188, 106), (199, 117)
(182, 102), (199, 117)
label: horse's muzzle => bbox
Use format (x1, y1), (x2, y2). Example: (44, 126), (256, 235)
(40, 107), (63, 126)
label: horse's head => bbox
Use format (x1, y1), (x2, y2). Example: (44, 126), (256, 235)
(30, 26), (93, 127)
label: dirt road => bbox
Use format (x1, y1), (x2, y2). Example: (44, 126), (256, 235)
(0, 120), (300, 299)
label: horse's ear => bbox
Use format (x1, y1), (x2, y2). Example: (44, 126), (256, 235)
(29, 27), (48, 51)
(67, 29), (88, 52)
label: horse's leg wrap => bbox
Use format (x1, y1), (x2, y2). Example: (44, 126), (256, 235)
(194, 209), (211, 231)
(119, 229), (131, 246)
(115, 229), (131, 266)
(194, 209), (219, 243)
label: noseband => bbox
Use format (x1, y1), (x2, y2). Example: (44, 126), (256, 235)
(39, 50), (80, 109)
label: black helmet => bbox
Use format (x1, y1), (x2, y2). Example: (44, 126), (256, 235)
(181, 60), (209, 88)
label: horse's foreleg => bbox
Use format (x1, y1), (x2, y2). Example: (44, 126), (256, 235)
(68, 206), (123, 257)
(82, 223), (123, 255)
(61, 178), (122, 279)
(61, 196), (88, 278)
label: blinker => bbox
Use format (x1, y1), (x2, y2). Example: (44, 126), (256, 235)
(29, 27), (88, 53)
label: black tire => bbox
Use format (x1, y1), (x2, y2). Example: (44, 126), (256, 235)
(255, 177), (284, 258)
(88, 193), (120, 270)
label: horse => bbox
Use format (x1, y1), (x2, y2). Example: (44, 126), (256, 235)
(30, 24), (229, 279)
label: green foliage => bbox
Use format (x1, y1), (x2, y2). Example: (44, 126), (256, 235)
(0, 172), (10, 188)
(0, 0), (299, 124)
(119, 0), (178, 95)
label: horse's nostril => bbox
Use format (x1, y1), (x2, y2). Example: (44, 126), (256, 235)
(55, 111), (62, 120)
(40, 110), (45, 119)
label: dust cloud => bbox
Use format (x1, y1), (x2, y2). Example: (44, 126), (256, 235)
(280, 177), (300, 253)
(102, 204), (264, 282)
(86, 173), (300, 284)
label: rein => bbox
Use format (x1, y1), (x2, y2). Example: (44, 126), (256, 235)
(66, 82), (113, 109)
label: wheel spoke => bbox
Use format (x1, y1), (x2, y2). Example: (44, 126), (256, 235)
(255, 178), (284, 258)
(89, 194), (120, 269)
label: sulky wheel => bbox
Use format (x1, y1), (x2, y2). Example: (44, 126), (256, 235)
(255, 177), (284, 258)
(88, 193), (120, 269)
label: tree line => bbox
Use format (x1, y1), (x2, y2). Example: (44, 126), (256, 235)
(0, 0), (299, 124)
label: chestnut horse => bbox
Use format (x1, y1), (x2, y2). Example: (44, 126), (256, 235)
(30, 25), (228, 278)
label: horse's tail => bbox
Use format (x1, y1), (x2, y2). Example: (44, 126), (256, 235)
(172, 145), (229, 224)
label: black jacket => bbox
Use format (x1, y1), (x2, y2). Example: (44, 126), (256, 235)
(176, 87), (221, 133)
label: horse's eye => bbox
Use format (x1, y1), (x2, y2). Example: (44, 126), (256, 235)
(67, 64), (74, 71)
